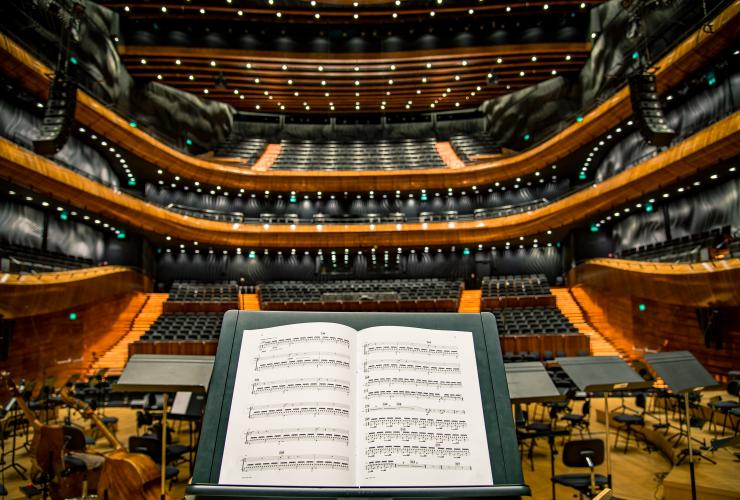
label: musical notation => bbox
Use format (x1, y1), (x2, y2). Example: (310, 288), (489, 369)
(252, 378), (350, 395)
(365, 417), (467, 430)
(241, 454), (350, 472)
(365, 377), (462, 388)
(364, 342), (459, 357)
(364, 359), (460, 374)
(255, 352), (351, 371)
(366, 445), (470, 458)
(366, 430), (468, 444)
(365, 461), (472, 473)
(245, 427), (349, 445)
(259, 335), (350, 351)
(365, 404), (466, 416)
(365, 390), (463, 402)
(248, 402), (350, 418)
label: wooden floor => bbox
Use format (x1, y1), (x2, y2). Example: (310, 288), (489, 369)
(1, 395), (738, 499)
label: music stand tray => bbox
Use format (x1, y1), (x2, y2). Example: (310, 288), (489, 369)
(112, 355), (214, 394)
(555, 356), (651, 393)
(505, 362), (564, 404)
(188, 310), (530, 499)
(643, 352), (719, 395)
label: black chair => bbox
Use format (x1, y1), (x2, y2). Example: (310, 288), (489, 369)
(562, 400), (591, 438)
(613, 393), (646, 452)
(552, 439), (608, 499)
(711, 380), (740, 435)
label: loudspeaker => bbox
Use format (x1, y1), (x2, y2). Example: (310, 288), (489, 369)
(628, 73), (676, 147)
(0, 318), (13, 362)
(33, 71), (78, 156)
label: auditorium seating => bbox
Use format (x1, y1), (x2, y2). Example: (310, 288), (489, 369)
(139, 313), (223, 342)
(259, 278), (463, 311)
(449, 134), (501, 163)
(0, 242), (95, 273)
(213, 136), (267, 164)
(616, 226), (732, 263)
(492, 307), (579, 336)
(270, 138), (445, 170)
(481, 274), (556, 308)
(164, 281), (240, 312)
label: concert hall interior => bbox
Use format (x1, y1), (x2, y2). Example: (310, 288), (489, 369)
(0, 0), (739, 498)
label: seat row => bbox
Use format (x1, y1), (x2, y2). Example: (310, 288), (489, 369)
(213, 137), (267, 164)
(481, 274), (551, 298)
(617, 226), (730, 263)
(167, 281), (239, 303)
(491, 307), (579, 336)
(449, 134), (501, 163)
(0, 242), (95, 274)
(140, 313), (223, 342)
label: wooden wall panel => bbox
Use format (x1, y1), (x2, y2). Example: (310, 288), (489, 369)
(0, 266), (151, 319)
(128, 340), (218, 357)
(0, 293), (138, 385)
(499, 334), (590, 358)
(575, 286), (740, 380)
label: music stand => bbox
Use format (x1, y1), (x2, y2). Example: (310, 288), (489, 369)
(113, 355), (215, 500)
(644, 351), (720, 500)
(555, 356), (651, 489)
(505, 362), (566, 500)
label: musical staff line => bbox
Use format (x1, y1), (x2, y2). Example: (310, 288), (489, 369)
(365, 377), (462, 388)
(255, 352), (351, 371)
(364, 342), (458, 357)
(241, 454), (349, 472)
(249, 402), (350, 418)
(364, 359), (460, 374)
(365, 461), (472, 473)
(252, 377), (350, 395)
(259, 335), (350, 351)
(365, 417), (467, 430)
(365, 405), (466, 415)
(366, 430), (469, 444)
(245, 427), (349, 445)
(365, 390), (463, 401)
(366, 445), (470, 458)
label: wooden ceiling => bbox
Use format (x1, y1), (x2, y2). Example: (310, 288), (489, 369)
(100, 0), (600, 113)
(119, 43), (590, 114)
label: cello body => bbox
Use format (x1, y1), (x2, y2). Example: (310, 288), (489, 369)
(96, 449), (161, 500)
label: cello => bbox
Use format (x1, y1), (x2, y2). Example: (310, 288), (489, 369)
(0, 371), (85, 499)
(59, 387), (164, 500)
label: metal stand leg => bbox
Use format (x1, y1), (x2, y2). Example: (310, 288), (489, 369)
(685, 395), (697, 500)
(604, 394), (612, 489)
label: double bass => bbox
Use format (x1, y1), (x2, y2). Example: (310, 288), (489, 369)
(0, 371), (85, 499)
(59, 387), (163, 500)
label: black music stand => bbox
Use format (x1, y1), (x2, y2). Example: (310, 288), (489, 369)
(644, 351), (720, 500)
(169, 391), (207, 473)
(114, 355), (214, 500)
(555, 356), (651, 490)
(505, 362), (566, 500)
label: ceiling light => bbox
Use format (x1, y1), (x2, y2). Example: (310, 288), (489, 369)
(426, 63), (432, 69)
(496, 58), (503, 64)
(157, 74), (162, 80)
(531, 56), (537, 62)
(210, 60), (216, 67)
(161, 6), (166, 13)
(276, 12), (282, 17)
(565, 55), (572, 61)
(199, 8), (205, 14)
(140, 59), (146, 64)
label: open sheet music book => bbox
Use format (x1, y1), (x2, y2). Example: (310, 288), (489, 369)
(218, 322), (493, 488)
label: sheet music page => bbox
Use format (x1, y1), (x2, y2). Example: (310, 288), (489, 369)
(356, 326), (493, 487)
(218, 322), (357, 486)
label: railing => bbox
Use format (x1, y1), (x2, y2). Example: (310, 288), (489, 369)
(164, 198), (550, 225)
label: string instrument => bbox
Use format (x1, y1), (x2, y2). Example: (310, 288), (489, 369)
(0, 371), (81, 499)
(59, 387), (163, 500)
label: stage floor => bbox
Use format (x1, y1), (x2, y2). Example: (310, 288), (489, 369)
(0, 396), (738, 499)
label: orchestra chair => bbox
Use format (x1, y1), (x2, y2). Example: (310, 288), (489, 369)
(613, 393), (647, 453)
(128, 436), (180, 489)
(710, 380), (740, 435)
(552, 439), (609, 499)
(562, 399), (591, 439)
(62, 425), (105, 490)
(0, 483), (6, 496)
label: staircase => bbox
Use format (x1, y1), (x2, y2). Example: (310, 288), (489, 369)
(434, 142), (466, 169)
(551, 287), (624, 358)
(251, 144), (281, 171)
(88, 293), (168, 376)
(569, 286), (634, 360)
(458, 290), (481, 313)
(240, 293), (261, 310)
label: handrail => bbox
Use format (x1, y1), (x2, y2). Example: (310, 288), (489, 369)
(0, 1), (737, 192)
(1, 108), (738, 249)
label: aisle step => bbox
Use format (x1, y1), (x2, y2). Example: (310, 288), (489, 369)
(458, 290), (482, 313)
